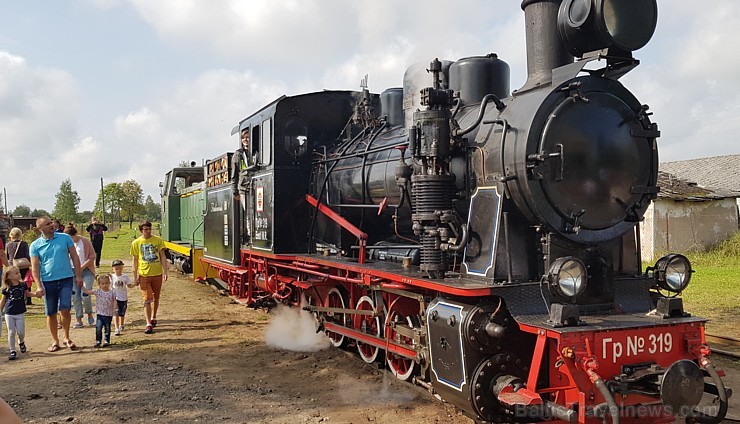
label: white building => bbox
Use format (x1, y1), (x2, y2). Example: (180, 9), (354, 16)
(640, 155), (740, 261)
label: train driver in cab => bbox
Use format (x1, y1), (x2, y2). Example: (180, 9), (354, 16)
(232, 128), (253, 204)
(232, 128), (258, 245)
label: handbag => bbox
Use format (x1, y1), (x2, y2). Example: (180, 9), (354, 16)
(13, 258), (31, 268)
(10, 242), (31, 269)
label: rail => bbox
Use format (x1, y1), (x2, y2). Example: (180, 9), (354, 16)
(706, 333), (740, 359)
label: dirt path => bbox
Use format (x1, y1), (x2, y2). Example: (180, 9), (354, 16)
(1, 268), (738, 423)
(0, 269), (468, 424)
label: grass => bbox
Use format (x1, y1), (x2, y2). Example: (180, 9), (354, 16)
(677, 232), (740, 337)
(22, 307), (50, 330)
(98, 223), (162, 264)
(99, 225), (142, 264)
(18, 222), (154, 266)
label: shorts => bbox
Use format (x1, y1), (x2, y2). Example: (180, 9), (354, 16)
(42, 277), (74, 316)
(139, 275), (163, 304)
(116, 300), (128, 316)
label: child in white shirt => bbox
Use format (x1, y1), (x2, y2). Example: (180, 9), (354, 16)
(110, 260), (134, 336)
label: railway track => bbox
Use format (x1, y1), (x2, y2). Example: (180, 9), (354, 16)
(706, 333), (740, 359)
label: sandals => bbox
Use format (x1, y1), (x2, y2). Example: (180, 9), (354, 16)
(64, 340), (77, 350)
(144, 325), (154, 334)
(48, 343), (60, 352)
(151, 319), (158, 327)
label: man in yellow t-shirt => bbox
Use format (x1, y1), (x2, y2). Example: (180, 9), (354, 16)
(130, 220), (168, 334)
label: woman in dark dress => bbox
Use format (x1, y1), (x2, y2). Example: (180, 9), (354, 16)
(86, 217), (108, 267)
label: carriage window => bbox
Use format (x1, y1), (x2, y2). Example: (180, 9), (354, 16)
(173, 176), (186, 195)
(261, 118), (272, 166)
(283, 115), (309, 157)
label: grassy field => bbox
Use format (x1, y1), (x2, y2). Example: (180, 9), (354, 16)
(98, 224), (143, 265)
(680, 233), (740, 337)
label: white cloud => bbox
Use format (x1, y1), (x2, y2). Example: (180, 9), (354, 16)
(1, 48), (290, 212)
(127, 0), (358, 75)
(0, 50), (82, 213)
(108, 69), (289, 205)
(4, 0), (739, 216)
(621, 2), (740, 161)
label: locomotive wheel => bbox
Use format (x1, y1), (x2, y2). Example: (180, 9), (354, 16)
(325, 287), (348, 348)
(385, 313), (419, 381)
(354, 296), (382, 363)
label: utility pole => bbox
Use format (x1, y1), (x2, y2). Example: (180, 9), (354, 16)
(100, 178), (106, 224)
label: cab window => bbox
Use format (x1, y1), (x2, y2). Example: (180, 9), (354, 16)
(283, 115), (309, 157)
(261, 118), (272, 166)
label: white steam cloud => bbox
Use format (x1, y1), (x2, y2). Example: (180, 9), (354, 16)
(265, 302), (330, 352)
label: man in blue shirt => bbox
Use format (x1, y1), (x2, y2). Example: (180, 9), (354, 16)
(30, 216), (83, 352)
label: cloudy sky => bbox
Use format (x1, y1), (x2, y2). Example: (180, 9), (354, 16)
(1, 1), (739, 213)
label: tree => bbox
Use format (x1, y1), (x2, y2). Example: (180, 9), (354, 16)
(120, 180), (144, 227)
(143, 195), (161, 222)
(31, 208), (50, 217)
(93, 183), (124, 223)
(79, 210), (93, 224)
(12, 204), (31, 217)
(52, 178), (80, 224)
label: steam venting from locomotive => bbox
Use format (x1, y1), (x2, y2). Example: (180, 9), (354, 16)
(265, 301), (330, 352)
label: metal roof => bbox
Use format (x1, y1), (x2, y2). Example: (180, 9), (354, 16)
(660, 154), (740, 198)
(656, 171), (730, 201)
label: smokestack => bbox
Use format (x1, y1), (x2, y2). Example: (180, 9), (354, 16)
(520, 0), (572, 91)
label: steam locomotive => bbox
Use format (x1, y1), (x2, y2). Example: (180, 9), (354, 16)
(160, 1), (731, 422)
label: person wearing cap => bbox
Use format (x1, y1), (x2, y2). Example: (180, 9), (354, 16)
(130, 221), (168, 334)
(110, 259), (134, 336)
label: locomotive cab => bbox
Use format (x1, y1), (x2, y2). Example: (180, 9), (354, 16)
(230, 91), (371, 254)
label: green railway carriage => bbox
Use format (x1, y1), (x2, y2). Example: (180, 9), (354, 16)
(160, 166), (208, 276)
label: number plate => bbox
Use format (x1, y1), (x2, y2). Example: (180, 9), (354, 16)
(595, 328), (678, 364)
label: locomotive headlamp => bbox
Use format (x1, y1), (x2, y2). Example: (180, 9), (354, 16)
(548, 257), (588, 300)
(653, 254), (692, 293)
(558, 0), (658, 57)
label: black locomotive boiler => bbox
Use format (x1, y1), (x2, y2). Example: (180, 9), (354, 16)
(161, 1), (732, 422)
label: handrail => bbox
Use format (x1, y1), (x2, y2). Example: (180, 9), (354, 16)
(306, 194), (368, 264)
